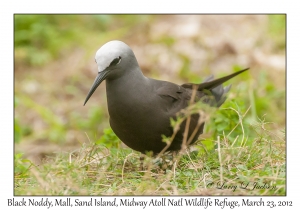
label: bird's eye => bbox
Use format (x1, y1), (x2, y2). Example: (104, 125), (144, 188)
(109, 56), (121, 66)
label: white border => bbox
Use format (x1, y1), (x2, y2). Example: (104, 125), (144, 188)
(1, 0), (298, 209)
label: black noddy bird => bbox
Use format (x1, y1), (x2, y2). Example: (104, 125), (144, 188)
(84, 40), (248, 154)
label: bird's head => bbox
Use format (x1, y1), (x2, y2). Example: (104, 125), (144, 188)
(84, 40), (138, 105)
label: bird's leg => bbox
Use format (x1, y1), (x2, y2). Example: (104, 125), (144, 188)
(139, 154), (145, 171)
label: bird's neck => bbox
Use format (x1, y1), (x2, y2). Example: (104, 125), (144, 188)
(106, 68), (149, 103)
(105, 68), (150, 122)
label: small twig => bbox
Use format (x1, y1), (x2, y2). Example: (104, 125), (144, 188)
(182, 85), (198, 151)
(154, 179), (169, 193)
(203, 173), (209, 189)
(172, 159), (177, 181)
(80, 154), (109, 168)
(85, 132), (92, 143)
(157, 129), (178, 158)
(217, 136), (223, 184)
(121, 153), (135, 182)
(225, 105), (251, 140)
(230, 135), (239, 147)
(187, 110), (208, 146)
(186, 151), (199, 173)
(31, 167), (50, 193)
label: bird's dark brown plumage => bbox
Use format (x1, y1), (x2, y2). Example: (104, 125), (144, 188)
(84, 40), (249, 154)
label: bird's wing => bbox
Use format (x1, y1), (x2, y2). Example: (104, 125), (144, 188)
(154, 81), (191, 115)
(156, 82), (184, 100)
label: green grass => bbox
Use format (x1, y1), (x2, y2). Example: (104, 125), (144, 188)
(14, 130), (285, 195)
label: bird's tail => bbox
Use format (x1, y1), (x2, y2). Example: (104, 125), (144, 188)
(204, 68), (249, 106)
(182, 68), (249, 107)
(202, 75), (232, 107)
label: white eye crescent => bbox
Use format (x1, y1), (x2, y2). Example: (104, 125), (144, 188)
(109, 56), (122, 66)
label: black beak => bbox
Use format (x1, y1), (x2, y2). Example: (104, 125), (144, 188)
(83, 69), (110, 106)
